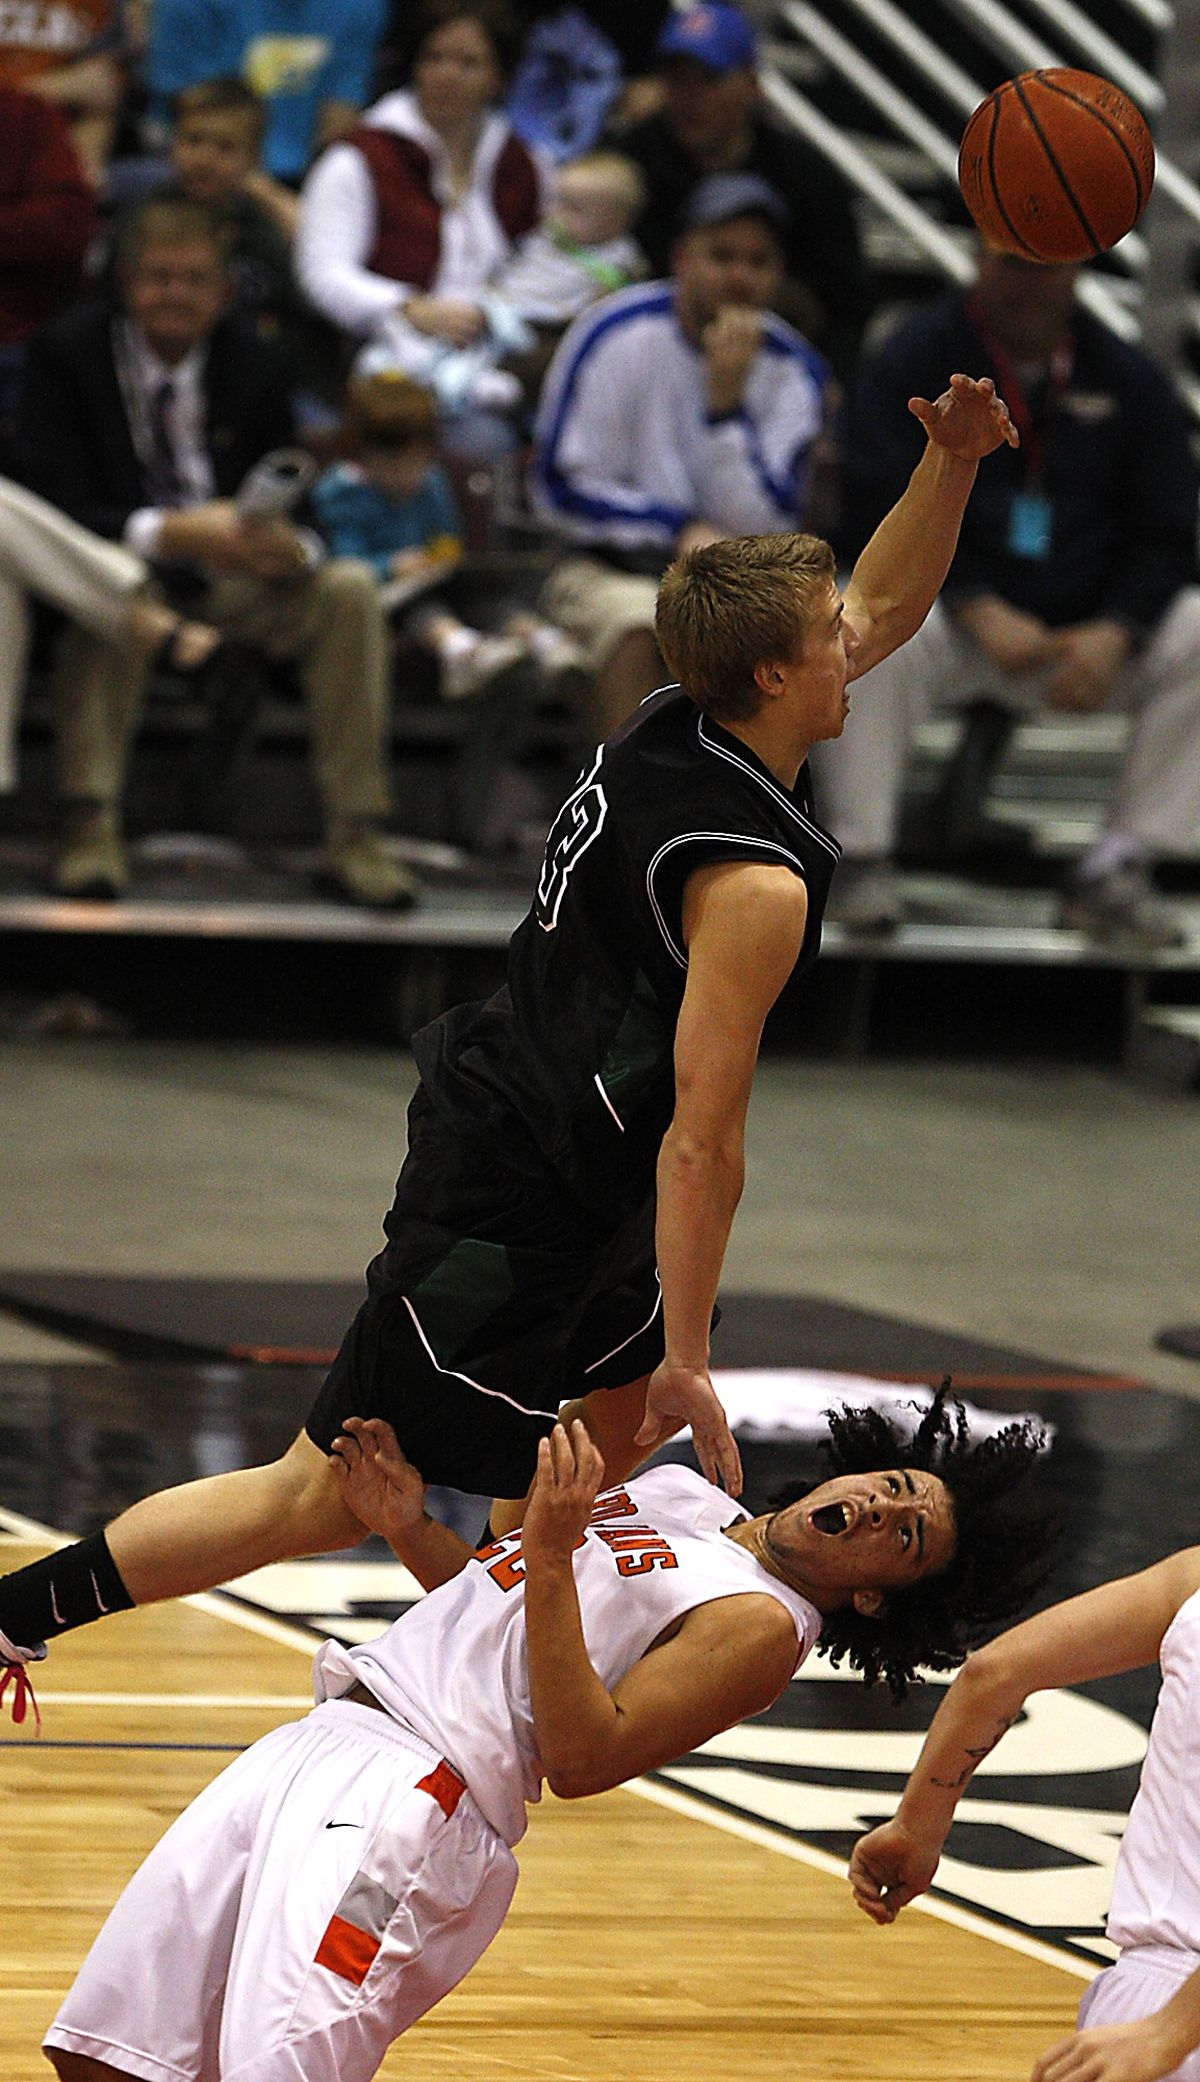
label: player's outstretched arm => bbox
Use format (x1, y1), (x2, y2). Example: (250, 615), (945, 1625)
(523, 1421), (797, 1797)
(639, 861), (809, 1496)
(1032, 1966), (1200, 2082)
(328, 1417), (474, 1591)
(849, 1550), (1200, 1926)
(845, 372), (1018, 679)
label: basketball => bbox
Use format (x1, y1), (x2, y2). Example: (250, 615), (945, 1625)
(958, 68), (1155, 264)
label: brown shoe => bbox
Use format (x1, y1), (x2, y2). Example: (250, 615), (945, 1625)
(319, 825), (420, 911)
(51, 804), (129, 900)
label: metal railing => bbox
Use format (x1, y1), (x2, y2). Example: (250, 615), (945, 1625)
(771, 0), (1200, 346)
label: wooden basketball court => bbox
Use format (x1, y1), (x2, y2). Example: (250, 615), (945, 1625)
(2, 1526), (1085, 2082)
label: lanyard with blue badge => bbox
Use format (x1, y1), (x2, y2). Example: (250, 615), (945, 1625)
(967, 301), (1073, 560)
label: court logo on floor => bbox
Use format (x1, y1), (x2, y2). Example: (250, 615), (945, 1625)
(654, 1656), (1145, 1968)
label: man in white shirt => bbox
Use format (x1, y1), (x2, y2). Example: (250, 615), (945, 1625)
(849, 1545), (1200, 2082)
(530, 170), (831, 734)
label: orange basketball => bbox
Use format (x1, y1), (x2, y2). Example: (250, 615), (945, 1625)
(958, 68), (1155, 263)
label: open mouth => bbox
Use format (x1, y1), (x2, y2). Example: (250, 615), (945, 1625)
(810, 1501), (851, 1535)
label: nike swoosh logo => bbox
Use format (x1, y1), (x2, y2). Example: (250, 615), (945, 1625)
(325, 1822), (362, 1830)
(51, 1581), (65, 1626)
(89, 1570), (111, 1616)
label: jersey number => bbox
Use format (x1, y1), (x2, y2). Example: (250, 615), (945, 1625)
(535, 780), (607, 931)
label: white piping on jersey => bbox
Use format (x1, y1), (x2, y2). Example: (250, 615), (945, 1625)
(583, 1272), (663, 1375)
(646, 830), (808, 969)
(401, 1296), (560, 1423)
(696, 716), (841, 863)
(593, 1072), (625, 1132)
(536, 743), (606, 933)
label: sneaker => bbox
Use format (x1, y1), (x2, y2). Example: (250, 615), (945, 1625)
(51, 804), (129, 900)
(828, 857), (905, 935)
(0, 1627), (46, 1734)
(440, 635), (526, 703)
(1059, 864), (1187, 953)
(318, 826), (420, 911)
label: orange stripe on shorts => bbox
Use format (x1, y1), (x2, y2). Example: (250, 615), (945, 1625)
(417, 1759), (466, 1819)
(315, 1913), (380, 1986)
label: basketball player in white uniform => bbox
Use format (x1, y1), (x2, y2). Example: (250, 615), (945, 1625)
(42, 1382), (1056, 2082)
(848, 1547), (1200, 2082)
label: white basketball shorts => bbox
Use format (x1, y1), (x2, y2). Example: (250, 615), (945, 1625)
(1077, 1946), (1200, 2082)
(44, 1698), (518, 2082)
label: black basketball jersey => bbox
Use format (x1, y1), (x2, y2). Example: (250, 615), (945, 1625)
(412, 686), (840, 1223)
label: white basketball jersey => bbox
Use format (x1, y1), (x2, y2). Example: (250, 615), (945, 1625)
(1107, 1586), (1200, 1952)
(314, 1464), (821, 1847)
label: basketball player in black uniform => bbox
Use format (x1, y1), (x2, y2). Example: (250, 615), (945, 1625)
(0, 374), (1017, 1687)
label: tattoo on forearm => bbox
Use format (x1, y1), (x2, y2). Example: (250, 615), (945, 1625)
(930, 1714), (1020, 1789)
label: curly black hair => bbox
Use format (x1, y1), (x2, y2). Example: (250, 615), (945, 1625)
(777, 1380), (1059, 1702)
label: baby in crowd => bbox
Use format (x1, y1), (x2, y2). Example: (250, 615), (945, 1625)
(361, 151), (646, 418)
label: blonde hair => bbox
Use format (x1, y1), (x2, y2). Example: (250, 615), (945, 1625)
(654, 532), (836, 721)
(557, 150), (646, 221)
(341, 371), (439, 453)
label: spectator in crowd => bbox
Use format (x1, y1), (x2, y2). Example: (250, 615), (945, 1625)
(0, 84), (96, 438)
(311, 369), (582, 699)
(0, 0), (125, 183)
(17, 195), (415, 911)
(529, 170), (830, 735)
(502, 0), (673, 144)
(492, 146), (644, 324)
(355, 147), (646, 415)
(146, 0), (388, 185)
(296, 0), (549, 462)
(617, 1), (872, 382)
(122, 75), (346, 409)
(814, 247), (1200, 948)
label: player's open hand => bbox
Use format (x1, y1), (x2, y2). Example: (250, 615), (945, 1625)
(1032, 2016), (1184, 2082)
(329, 1416), (426, 1541)
(848, 1818), (941, 1924)
(636, 1360), (743, 1495)
(909, 372), (1019, 459)
(522, 1420), (605, 1564)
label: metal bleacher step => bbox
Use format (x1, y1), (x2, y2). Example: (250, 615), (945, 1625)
(1127, 1005), (1200, 1089)
(905, 711), (1129, 860)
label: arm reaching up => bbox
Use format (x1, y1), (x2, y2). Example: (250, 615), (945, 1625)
(846, 373), (1018, 680)
(328, 1416), (474, 1591)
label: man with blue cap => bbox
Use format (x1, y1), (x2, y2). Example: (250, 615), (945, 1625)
(618, 0), (872, 378)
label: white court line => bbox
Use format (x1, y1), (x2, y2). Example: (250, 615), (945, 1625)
(0, 1503), (1093, 1983)
(630, 1777), (1095, 1983)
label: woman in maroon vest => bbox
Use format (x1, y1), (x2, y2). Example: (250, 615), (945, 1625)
(297, 0), (548, 458)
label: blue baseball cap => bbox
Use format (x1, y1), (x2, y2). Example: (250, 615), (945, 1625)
(657, 3), (758, 74)
(680, 172), (790, 234)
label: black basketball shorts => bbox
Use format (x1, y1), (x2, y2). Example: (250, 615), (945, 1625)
(304, 1093), (666, 1498)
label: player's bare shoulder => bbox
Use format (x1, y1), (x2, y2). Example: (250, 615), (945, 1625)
(682, 857), (809, 957)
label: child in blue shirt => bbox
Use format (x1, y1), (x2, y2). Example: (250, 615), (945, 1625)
(311, 372), (584, 701)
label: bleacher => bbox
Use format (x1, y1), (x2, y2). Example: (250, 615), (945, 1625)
(2, 0), (1199, 1074)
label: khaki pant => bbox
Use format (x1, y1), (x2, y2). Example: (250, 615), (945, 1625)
(538, 554), (659, 671)
(0, 474), (144, 793)
(811, 588), (1200, 860)
(56, 557), (393, 827)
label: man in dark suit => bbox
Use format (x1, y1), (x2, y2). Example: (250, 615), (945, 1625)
(19, 193), (414, 907)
